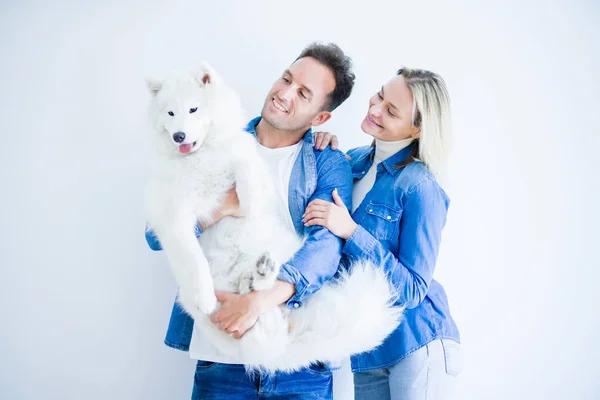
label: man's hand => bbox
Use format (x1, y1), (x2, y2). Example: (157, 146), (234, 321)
(211, 291), (263, 339)
(200, 186), (243, 231)
(210, 280), (296, 339)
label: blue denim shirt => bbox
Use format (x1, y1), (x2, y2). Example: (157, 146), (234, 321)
(145, 116), (353, 352)
(342, 142), (460, 372)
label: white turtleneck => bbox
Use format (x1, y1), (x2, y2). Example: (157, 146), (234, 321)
(351, 137), (415, 213)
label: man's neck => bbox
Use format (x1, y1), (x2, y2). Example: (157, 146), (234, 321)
(256, 119), (308, 149)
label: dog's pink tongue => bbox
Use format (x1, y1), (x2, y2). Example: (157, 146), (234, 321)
(179, 144), (193, 154)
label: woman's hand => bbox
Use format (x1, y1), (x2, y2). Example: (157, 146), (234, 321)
(313, 131), (351, 160)
(302, 188), (358, 240)
(314, 131), (339, 151)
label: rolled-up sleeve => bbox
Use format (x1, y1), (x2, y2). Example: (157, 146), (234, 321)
(144, 222), (203, 251)
(277, 153), (353, 308)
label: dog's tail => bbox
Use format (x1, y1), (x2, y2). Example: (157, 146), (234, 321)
(249, 260), (404, 373)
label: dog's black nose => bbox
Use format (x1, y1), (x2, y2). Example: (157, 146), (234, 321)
(173, 132), (186, 143)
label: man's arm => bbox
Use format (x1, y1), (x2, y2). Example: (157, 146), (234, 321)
(211, 151), (353, 337)
(144, 187), (242, 251)
(275, 151), (354, 308)
(218, 150), (353, 311)
(211, 280), (295, 339)
(145, 222), (203, 251)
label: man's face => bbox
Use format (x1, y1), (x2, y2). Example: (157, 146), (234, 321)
(260, 56), (336, 132)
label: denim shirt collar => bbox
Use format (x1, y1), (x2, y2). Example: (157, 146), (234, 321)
(245, 116), (315, 145)
(352, 141), (417, 178)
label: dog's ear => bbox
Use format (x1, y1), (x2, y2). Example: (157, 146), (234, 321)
(146, 78), (163, 96)
(196, 61), (219, 86)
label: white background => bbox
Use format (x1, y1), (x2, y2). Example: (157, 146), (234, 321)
(1, 0), (599, 399)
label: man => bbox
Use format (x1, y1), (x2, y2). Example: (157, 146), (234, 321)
(145, 42), (355, 399)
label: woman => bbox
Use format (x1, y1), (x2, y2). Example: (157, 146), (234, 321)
(303, 67), (461, 399)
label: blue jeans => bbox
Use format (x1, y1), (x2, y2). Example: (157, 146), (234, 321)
(353, 339), (461, 400)
(192, 361), (333, 399)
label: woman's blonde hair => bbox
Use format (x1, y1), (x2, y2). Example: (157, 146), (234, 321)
(394, 67), (452, 182)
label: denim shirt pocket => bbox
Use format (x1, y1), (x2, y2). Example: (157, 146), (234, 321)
(363, 202), (402, 241)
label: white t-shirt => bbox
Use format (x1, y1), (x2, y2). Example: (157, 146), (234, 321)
(255, 141), (303, 232)
(188, 140), (303, 363)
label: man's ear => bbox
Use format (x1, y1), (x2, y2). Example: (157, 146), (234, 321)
(196, 61), (220, 86)
(146, 78), (162, 96)
(311, 111), (332, 127)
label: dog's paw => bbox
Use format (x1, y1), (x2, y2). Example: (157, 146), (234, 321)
(252, 253), (279, 291)
(256, 253), (277, 277)
(194, 289), (218, 314)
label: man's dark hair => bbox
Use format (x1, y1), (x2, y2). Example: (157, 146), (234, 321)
(295, 42), (355, 112)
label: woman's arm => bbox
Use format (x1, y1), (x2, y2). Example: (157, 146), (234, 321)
(304, 178), (449, 309)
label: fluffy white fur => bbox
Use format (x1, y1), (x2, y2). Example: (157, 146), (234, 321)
(144, 62), (404, 373)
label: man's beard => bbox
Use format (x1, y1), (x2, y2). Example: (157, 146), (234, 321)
(261, 110), (296, 132)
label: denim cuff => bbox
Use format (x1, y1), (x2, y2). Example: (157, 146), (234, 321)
(277, 263), (309, 309)
(194, 222), (203, 237)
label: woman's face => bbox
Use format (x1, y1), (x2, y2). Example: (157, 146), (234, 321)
(361, 75), (420, 142)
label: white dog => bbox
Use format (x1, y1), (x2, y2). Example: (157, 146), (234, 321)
(144, 62), (404, 373)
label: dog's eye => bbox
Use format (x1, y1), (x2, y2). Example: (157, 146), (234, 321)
(189, 108), (198, 114)
(168, 111), (175, 116)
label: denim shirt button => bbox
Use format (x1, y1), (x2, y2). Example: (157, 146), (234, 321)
(292, 302), (300, 308)
(361, 171), (366, 174)
(368, 209), (373, 212)
(387, 216), (391, 220)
